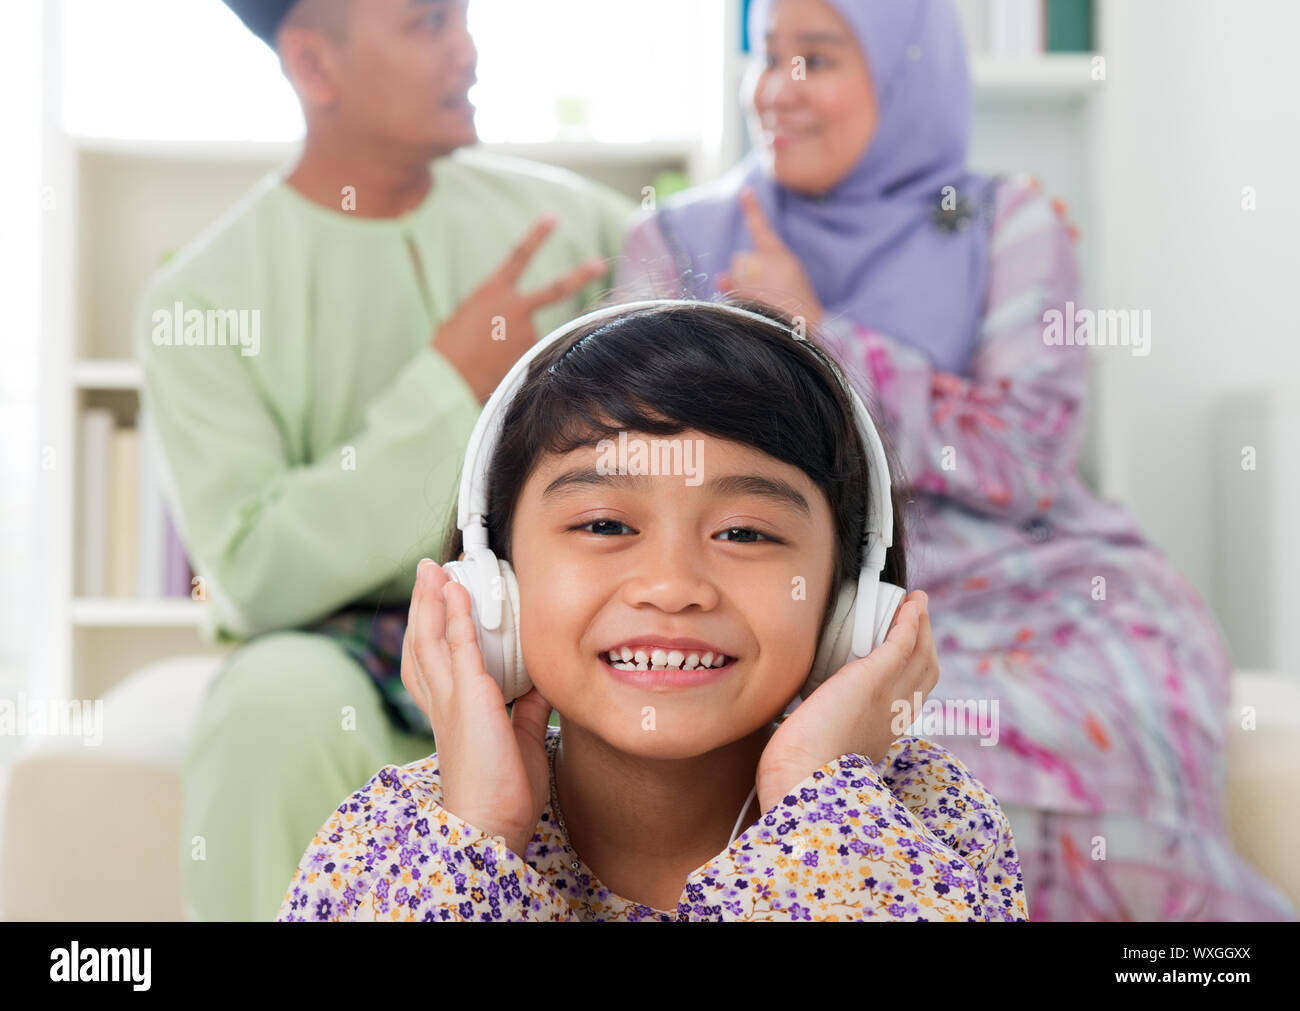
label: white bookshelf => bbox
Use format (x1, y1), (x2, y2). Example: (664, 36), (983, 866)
(70, 598), (208, 628)
(36, 0), (1111, 703)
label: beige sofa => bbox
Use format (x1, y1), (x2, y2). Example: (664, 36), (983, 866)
(2, 657), (1298, 920)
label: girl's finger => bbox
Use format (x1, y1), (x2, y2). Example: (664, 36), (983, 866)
(413, 561), (454, 703)
(843, 599), (919, 685)
(443, 580), (487, 684)
(885, 594), (922, 652)
(894, 605), (937, 702)
(402, 565), (436, 711)
(509, 685), (554, 749)
(408, 558), (427, 631)
(888, 589), (927, 632)
(401, 624), (431, 714)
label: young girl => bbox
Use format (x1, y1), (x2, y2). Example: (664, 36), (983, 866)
(277, 300), (1026, 921)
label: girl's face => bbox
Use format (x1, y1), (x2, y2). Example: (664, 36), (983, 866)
(509, 429), (837, 759)
(745, 0), (879, 196)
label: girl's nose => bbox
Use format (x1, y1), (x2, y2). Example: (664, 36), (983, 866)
(619, 550), (721, 614)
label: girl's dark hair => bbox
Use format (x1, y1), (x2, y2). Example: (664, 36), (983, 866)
(438, 299), (908, 640)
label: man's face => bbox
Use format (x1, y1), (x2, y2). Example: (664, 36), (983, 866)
(333, 0), (478, 158)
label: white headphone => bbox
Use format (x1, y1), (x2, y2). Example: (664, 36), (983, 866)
(441, 298), (906, 711)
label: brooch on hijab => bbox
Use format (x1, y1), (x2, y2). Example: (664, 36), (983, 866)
(932, 189), (978, 233)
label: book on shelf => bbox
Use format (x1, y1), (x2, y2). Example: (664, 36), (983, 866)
(741, 1), (1091, 58)
(957, 0), (1093, 55)
(988, 0), (1045, 55)
(136, 404), (166, 597)
(165, 515), (195, 598)
(78, 408), (113, 597)
(1045, 0), (1093, 51)
(108, 425), (139, 597)
(78, 408), (196, 601)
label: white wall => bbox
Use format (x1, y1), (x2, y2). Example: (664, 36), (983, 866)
(1095, 0), (1300, 671)
(0, 0), (43, 766)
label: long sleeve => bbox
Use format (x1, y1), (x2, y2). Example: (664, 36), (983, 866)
(682, 735), (1027, 921)
(134, 277), (482, 641)
(278, 764), (577, 922)
(873, 736), (1028, 921)
(820, 176), (1087, 524)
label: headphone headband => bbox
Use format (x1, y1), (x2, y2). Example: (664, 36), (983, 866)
(453, 299), (895, 657)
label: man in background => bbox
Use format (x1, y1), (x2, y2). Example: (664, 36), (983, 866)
(134, 0), (633, 920)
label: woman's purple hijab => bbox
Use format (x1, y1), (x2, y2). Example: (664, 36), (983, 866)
(656, 0), (997, 376)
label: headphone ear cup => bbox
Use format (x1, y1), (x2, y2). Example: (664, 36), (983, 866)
(494, 558), (531, 704)
(440, 557), (532, 704)
(800, 580), (908, 700)
(802, 581), (859, 700)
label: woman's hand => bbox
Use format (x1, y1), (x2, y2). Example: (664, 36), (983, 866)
(755, 590), (938, 811)
(401, 558), (554, 858)
(716, 186), (825, 330)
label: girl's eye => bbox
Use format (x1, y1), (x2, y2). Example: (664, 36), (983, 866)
(717, 527), (772, 543)
(571, 520), (778, 544)
(573, 519), (633, 536)
(423, 11), (448, 30)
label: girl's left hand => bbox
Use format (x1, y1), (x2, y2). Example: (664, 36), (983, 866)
(716, 186), (825, 330)
(755, 590), (938, 812)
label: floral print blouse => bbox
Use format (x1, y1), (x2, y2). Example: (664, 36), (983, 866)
(278, 725), (1027, 922)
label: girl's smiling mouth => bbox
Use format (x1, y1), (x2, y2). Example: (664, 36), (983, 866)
(599, 639), (738, 689)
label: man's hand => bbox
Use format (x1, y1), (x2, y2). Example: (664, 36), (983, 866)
(432, 214), (608, 402)
(715, 186), (825, 331)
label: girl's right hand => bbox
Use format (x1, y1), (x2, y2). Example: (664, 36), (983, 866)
(401, 558), (554, 858)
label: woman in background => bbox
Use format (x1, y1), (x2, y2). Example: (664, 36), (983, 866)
(614, 0), (1297, 921)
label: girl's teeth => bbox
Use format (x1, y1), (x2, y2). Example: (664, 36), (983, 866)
(605, 647), (732, 671)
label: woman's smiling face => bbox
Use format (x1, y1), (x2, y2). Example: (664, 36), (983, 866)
(745, 0), (879, 196)
(509, 428), (837, 758)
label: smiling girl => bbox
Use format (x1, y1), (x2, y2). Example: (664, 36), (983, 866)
(277, 300), (1026, 921)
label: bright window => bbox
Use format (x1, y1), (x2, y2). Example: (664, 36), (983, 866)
(61, 0), (721, 143)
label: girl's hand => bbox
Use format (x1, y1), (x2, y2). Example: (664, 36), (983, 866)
(755, 591), (938, 812)
(715, 186), (825, 330)
(401, 558), (554, 858)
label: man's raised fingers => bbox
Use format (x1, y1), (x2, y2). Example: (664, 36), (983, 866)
(497, 214), (559, 286)
(522, 258), (607, 311)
